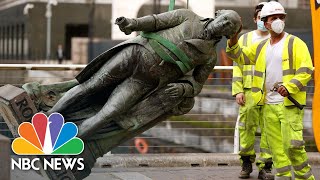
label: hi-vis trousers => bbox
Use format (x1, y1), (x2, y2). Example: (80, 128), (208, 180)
(237, 89), (272, 169)
(263, 104), (314, 179)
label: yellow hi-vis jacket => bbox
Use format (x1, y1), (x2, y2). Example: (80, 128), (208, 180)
(232, 31), (258, 96)
(227, 34), (313, 106)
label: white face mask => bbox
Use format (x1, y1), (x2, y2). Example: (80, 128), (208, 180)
(269, 18), (285, 34)
(257, 20), (268, 32)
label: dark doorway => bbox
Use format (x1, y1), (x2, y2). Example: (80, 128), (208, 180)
(65, 24), (88, 59)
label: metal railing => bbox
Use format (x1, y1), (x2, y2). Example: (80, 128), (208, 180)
(0, 64), (316, 154)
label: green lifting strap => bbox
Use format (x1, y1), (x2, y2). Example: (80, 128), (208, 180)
(168, 0), (175, 11)
(148, 39), (189, 74)
(140, 31), (193, 74)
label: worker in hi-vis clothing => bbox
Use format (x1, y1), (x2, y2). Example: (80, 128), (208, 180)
(227, 1), (315, 180)
(232, 2), (274, 179)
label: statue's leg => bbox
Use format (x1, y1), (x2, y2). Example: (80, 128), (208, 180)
(48, 46), (138, 114)
(115, 87), (194, 130)
(78, 77), (153, 138)
(47, 84), (85, 114)
(81, 97), (195, 159)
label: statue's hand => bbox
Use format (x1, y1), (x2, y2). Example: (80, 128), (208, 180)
(115, 16), (136, 35)
(165, 83), (184, 98)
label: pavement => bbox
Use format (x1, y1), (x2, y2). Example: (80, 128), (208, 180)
(10, 153), (320, 180)
(86, 166), (320, 180)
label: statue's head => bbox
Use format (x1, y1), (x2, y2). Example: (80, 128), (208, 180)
(204, 10), (241, 39)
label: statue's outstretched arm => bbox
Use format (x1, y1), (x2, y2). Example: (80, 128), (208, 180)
(115, 9), (194, 35)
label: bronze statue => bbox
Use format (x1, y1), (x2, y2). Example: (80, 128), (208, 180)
(1, 9), (241, 179)
(46, 9), (241, 138)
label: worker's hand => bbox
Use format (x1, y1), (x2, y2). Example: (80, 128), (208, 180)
(235, 92), (245, 106)
(228, 23), (243, 39)
(236, 23), (243, 35)
(165, 83), (184, 98)
(277, 85), (289, 97)
(227, 24), (242, 48)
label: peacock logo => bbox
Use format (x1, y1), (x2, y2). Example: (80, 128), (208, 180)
(12, 112), (84, 155)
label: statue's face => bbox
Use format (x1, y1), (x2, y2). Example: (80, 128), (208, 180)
(208, 10), (241, 38)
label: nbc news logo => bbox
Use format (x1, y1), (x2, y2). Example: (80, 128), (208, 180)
(11, 113), (85, 171)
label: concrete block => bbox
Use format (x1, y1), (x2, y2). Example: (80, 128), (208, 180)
(0, 84), (37, 138)
(0, 134), (10, 180)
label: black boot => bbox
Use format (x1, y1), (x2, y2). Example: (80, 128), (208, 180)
(258, 161), (274, 180)
(239, 156), (253, 179)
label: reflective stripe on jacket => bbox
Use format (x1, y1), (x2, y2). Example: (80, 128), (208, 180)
(227, 34), (314, 106)
(232, 31), (254, 96)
